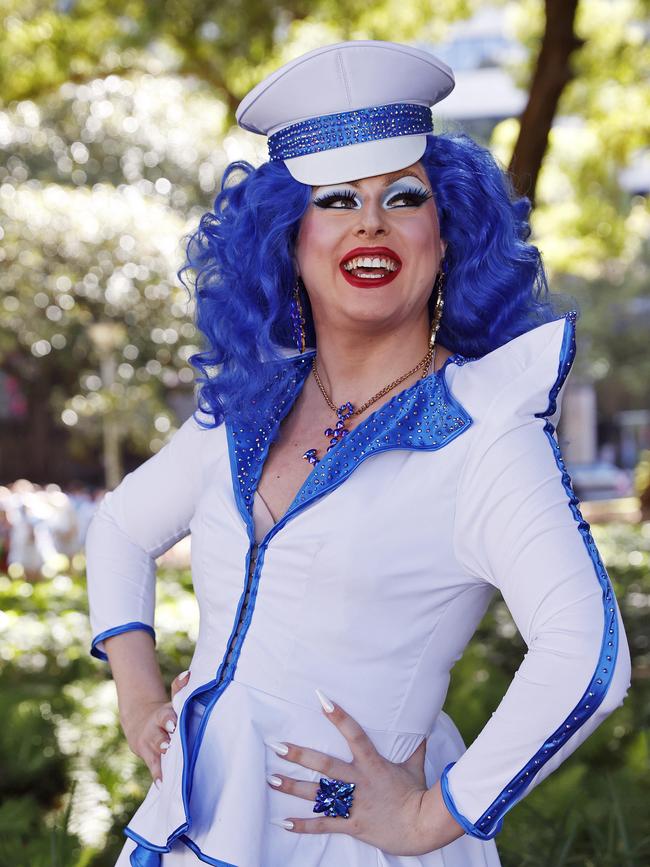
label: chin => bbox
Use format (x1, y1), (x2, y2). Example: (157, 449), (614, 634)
(337, 300), (406, 332)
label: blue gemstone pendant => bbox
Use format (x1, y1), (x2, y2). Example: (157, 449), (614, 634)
(303, 402), (355, 466)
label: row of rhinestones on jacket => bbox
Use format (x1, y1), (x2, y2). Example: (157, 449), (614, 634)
(471, 310), (616, 837)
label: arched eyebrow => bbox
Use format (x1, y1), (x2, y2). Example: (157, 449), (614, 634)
(343, 170), (430, 188)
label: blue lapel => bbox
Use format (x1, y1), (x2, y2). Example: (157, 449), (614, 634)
(225, 352), (473, 539)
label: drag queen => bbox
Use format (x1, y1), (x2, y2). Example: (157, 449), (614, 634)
(85, 41), (632, 866)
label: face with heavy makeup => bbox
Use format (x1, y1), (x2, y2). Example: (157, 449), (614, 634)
(294, 161), (446, 338)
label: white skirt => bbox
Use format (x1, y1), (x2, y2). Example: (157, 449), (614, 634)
(115, 698), (501, 866)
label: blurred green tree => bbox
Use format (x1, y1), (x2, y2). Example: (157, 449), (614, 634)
(491, 0), (649, 426)
(0, 74), (224, 475)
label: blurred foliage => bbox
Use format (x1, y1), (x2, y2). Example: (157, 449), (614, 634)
(634, 450), (650, 520)
(0, 559), (197, 864)
(0, 0), (479, 107)
(490, 0), (650, 416)
(0, 72), (223, 459)
(0, 521), (648, 863)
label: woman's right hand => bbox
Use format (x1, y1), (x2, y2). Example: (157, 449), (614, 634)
(120, 669), (191, 787)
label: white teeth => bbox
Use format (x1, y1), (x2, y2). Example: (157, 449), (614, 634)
(342, 255), (399, 271)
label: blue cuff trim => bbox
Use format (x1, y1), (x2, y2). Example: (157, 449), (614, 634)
(90, 622), (155, 661)
(440, 762), (503, 840)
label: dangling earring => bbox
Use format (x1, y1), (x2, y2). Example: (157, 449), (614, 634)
(290, 276), (307, 353)
(429, 267), (445, 350)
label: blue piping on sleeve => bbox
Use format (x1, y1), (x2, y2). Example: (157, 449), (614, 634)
(90, 622), (156, 661)
(442, 311), (620, 840)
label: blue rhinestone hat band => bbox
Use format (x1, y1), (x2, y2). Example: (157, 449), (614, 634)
(268, 102), (433, 162)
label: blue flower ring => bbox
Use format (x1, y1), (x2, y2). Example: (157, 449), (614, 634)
(313, 776), (356, 818)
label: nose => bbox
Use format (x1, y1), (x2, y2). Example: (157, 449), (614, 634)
(353, 196), (389, 239)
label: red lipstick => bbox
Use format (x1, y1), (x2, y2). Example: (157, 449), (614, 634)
(339, 246), (402, 288)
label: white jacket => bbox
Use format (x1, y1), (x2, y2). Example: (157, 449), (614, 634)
(86, 311), (632, 867)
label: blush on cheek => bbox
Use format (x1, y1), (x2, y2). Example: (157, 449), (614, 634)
(295, 211), (343, 282)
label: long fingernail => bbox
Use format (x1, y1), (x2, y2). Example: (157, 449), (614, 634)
(164, 719), (176, 734)
(270, 818), (294, 830)
(160, 741), (170, 751)
(315, 688), (334, 713)
(154, 778), (162, 790)
(177, 670), (190, 681)
(265, 739), (289, 756)
(267, 774), (283, 787)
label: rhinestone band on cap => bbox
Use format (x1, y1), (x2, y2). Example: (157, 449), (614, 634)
(268, 102), (433, 162)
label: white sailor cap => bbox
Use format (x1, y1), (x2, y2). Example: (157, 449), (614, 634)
(235, 40), (454, 186)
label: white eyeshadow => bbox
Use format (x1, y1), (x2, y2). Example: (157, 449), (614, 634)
(385, 176), (431, 193)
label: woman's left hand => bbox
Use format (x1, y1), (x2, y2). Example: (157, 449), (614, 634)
(266, 691), (458, 856)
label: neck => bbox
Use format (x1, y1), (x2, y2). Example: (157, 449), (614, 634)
(311, 317), (432, 410)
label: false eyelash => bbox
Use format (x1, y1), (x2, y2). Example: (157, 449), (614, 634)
(386, 187), (433, 206)
(312, 190), (359, 208)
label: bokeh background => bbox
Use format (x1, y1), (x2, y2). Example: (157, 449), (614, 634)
(0, 1), (649, 865)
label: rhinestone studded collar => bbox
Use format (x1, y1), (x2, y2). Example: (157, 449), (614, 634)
(225, 350), (473, 538)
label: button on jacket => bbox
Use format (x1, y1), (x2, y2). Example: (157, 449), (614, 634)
(85, 312), (632, 867)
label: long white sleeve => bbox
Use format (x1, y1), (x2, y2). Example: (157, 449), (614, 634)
(442, 314), (632, 839)
(85, 414), (209, 660)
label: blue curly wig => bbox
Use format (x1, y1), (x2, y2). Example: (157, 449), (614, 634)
(178, 133), (572, 427)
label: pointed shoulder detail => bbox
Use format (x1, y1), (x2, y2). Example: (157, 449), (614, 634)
(448, 311), (578, 428)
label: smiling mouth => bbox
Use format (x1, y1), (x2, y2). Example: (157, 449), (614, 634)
(341, 255), (401, 279)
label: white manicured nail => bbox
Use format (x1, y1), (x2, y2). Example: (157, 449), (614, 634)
(160, 741), (170, 751)
(270, 818), (294, 830)
(267, 774), (283, 787)
(265, 739), (289, 756)
(164, 719), (176, 734)
(177, 670), (190, 681)
(154, 778), (162, 790)
(315, 688), (334, 713)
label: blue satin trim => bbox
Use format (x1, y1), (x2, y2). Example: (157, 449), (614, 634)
(129, 843), (162, 866)
(442, 311), (620, 840)
(90, 622), (155, 661)
(126, 835), (237, 866)
(180, 835), (237, 865)
(440, 762), (502, 840)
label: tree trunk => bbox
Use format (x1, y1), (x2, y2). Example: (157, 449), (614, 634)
(508, 0), (584, 204)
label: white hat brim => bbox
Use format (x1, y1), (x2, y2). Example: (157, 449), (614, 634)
(236, 41), (454, 186)
(283, 133), (429, 186)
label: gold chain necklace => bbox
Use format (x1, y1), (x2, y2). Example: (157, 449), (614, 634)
(302, 342), (437, 466)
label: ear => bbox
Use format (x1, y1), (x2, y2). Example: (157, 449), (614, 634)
(440, 238), (448, 259)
